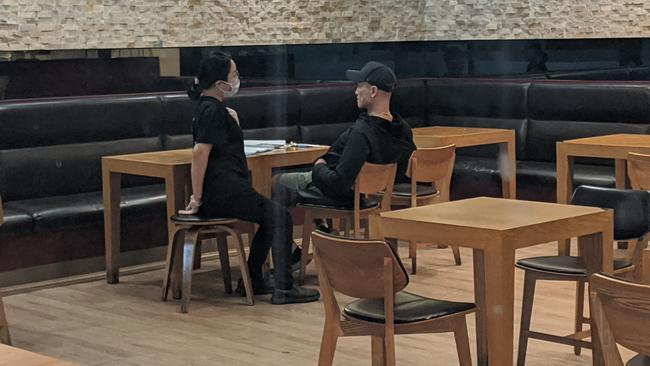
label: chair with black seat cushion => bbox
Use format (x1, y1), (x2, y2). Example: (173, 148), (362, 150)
(516, 185), (650, 365)
(0, 195), (11, 345)
(161, 214), (254, 313)
(311, 230), (476, 366)
(390, 145), (460, 272)
(590, 273), (650, 366)
(297, 162), (397, 284)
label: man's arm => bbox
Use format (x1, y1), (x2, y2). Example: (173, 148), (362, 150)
(312, 130), (370, 196)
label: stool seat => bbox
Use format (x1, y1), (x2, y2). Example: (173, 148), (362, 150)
(343, 291), (476, 324)
(392, 183), (438, 198)
(171, 214), (237, 225)
(516, 255), (632, 275)
(628, 354), (650, 366)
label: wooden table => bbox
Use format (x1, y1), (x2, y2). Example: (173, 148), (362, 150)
(0, 344), (76, 366)
(102, 146), (328, 284)
(373, 197), (613, 366)
(412, 126), (517, 199)
(557, 133), (650, 204)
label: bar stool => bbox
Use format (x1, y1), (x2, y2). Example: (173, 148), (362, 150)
(297, 162), (397, 284)
(0, 195), (11, 345)
(516, 186), (650, 365)
(161, 214), (254, 313)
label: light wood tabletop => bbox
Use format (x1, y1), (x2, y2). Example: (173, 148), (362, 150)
(102, 146), (328, 284)
(373, 197), (614, 366)
(412, 126), (517, 199)
(0, 344), (76, 366)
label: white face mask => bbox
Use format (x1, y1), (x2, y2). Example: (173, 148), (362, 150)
(218, 78), (240, 97)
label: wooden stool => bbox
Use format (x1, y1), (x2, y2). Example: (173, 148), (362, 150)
(162, 214), (254, 313)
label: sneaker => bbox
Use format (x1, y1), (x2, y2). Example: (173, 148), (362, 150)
(271, 286), (320, 305)
(235, 277), (274, 296)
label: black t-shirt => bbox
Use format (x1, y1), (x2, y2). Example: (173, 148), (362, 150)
(192, 96), (250, 204)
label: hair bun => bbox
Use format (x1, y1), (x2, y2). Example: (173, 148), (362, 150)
(187, 83), (203, 101)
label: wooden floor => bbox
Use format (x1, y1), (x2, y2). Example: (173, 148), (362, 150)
(2, 241), (635, 365)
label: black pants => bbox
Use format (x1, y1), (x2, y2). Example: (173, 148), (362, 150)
(203, 185), (294, 290)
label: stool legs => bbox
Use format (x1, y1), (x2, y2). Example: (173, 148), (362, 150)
(181, 228), (200, 313)
(162, 227), (183, 301)
(216, 235), (232, 294)
(227, 228), (254, 306)
(452, 246), (462, 266)
(517, 272), (536, 366)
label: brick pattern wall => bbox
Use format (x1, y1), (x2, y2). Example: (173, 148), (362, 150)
(1, 0), (649, 50)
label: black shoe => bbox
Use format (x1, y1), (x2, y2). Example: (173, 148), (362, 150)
(235, 277), (274, 296)
(271, 285), (320, 305)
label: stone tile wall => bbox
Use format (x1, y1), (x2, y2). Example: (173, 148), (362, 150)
(1, 0), (649, 50)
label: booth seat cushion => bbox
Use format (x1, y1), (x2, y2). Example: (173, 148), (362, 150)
(449, 156), (615, 201)
(0, 206), (33, 237)
(8, 184), (166, 232)
(162, 134), (193, 150)
(343, 291), (476, 324)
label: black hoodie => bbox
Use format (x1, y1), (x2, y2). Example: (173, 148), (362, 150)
(311, 112), (416, 200)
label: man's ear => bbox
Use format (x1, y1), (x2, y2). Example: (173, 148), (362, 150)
(370, 85), (378, 98)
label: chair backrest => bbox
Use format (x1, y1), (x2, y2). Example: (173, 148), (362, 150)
(570, 185), (649, 240)
(355, 162), (397, 211)
(590, 273), (650, 366)
(311, 230), (408, 300)
(628, 152), (650, 190)
(407, 145), (456, 203)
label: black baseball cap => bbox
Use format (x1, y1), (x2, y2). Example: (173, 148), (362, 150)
(345, 61), (397, 92)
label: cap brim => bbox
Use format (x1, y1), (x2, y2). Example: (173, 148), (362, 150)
(345, 69), (365, 82)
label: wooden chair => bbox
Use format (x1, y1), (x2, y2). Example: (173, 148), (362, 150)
(297, 162), (397, 284)
(627, 151), (650, 284)
(311, 230), (476, 366)
(590, 273), (650, 366)
(161, 215), (254, 313)
(516, 186), (650, 365)
(391, 145), (460, 273)
(0, 195), (11, 345)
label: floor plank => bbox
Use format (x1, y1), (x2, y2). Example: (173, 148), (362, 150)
(2, 241), (635, 365)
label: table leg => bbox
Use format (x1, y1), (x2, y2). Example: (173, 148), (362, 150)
(579, 228), (613, 366)
(0, 296), (11, 345)
(103, 168), (121, 284)
(498, 137), (516, 199)
(615, 159), (628, 189)
(474, 246), (516, 366)
(556, 143), (574, 255)
(251, 164), (273, 198)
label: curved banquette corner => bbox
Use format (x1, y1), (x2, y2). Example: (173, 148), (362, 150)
(1, 78), (649, 279)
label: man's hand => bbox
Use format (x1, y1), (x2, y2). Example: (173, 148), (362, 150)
(226, 107), (239, 124)
(314, 158), (327, 166)
(178, 195), (202, 215)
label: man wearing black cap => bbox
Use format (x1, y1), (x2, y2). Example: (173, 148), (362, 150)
(274, 61), (416, 209)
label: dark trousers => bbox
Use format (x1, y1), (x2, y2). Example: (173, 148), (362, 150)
(203, 185), (294, 290)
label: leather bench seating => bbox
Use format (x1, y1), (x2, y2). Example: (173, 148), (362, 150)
(2, 78), (650, 275)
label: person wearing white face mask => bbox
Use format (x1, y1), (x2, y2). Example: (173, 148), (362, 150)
(181, 51), (320, 305)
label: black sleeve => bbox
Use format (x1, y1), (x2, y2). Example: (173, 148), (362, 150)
(194, 105), (228, 146)
(312, 128), (370, 196)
